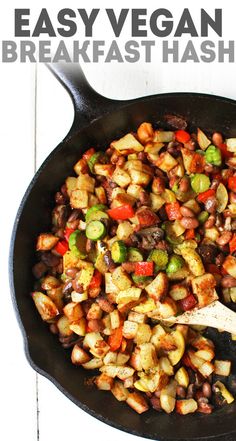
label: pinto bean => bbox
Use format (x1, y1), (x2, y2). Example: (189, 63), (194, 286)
(65, 267), (79, 278)
(87, 319), (104, 332)
(138, 151), (147, 162)
(68, 209), (82, 223)
(32, 261), (47, 279)
(184, 139), (197, 151)
(72, 278), (84, 293)
(204, 215), (216, 229)
(150, 396), (161, 411)
(230, 191), (236, 204)
(62, 280), (73, 297)
(198, 402), (213, 414)
(204, 164), (220, 174)
(41, 252), (61, 268)
(179, 176), (190, 192)
(139, 190), (151, 206)
(49, 323), (58, 334)
(180, 206), (195, 217)
(202, 382), (212, 398)
(122, 262), (136, 273)
(215, 253), (225, 266)
(187, 384), (196, 398)
(232, 220), (236, 231)
(110, 151), (120, 164)
(117, 156), (125, 167)
(96, 297), (114, 312)
(164, 114), (187, 130)
(152, 177), (165, 194)
(221, 276), (236, 288)
(205, 196), (217, 214)
(210, 179), (220, 190)
(55, 191), (67, 205)
(212, 132), (223, 147)
(216, 231), (232, 246)
(180, 217), (199, 229)
(176, 386), (186, 398)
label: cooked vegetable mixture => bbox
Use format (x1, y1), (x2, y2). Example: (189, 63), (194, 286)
(32, 120), (236, 415)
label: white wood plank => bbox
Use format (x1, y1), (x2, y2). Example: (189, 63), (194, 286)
(1, 63), (38, 441)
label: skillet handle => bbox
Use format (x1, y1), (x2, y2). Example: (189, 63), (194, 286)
(47, 62), (125, 136)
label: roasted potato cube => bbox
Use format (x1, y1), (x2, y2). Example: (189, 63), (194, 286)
(150, 193), (166, 212)
(159, 357), (174, 376)
(175, 367), (189, 388)
(32, 292), (59, 321)
(111, 381), (129, 401)
(176, 399), (198, 415)
(94, 164), (114, 177)
(192, 273), (218, 308)
(195, 348), (214, 362)
(116, 287), (142, 304)
(63, 302), (83, 323)
(128, 311), (146, 324)
(132, 297), (156, 313)
(47, 287), (63, 311)
(41, 275), (61, 290)
(213, 381), (234, 404)
(223, 256), (236, 279)
(197, 128), (211, 150)
(74, 158), (88, 175)
(69, 318), (87, 336)
(76, 173), (95, 192)
(116, 353), (130, 365)
(70, 189), (88, 208)
(150, 324), (166, 348)
(112, 167), (131, 187)
(71, 291), (88, 303)
(84, 332), (110, 358)
(191, 334), (214, 351)
(140, 343), (157, 370)
(71, 345), (90, 365)
(95, 186), (107, 204)
(127, 184), (143, 199)
(145, 272), (168, 302)
(105, 273), (119, 295)
(123, 320), (138, 339)
(214, 360), (231, 376)
(156, 152), (178, 172)
(109, 310), (121, 330)
(111, 133), (144, 152)
(65, 176), (77, 196)
(95, 373), (114, 390)
(130, 348), (143, 371)
(134, 324), (152, 345)
(126, 392), (149, 414)
(148, 298), (177, 320)
(57, 315), (73, 337)
(103, 351), (117, 365)
(82, 358), (103, 370)
(116, 221), (134, 240)
(112, 266), (132, 291)
(180, 248), (205, 276)
(36, 233), (59, 251)
(167, 330), (185, 366)
(160, 380), (177, 413)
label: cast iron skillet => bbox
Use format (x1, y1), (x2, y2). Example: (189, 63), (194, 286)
(9, 62), (236, 441)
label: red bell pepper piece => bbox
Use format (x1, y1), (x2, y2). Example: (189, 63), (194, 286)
(197, 189), (215, 203)
(179, 293), (197, 311)
(185, 228), (195, 240)
(54, 240), (69, 256)
(108, 326), (123, 352)
(205, 264), (221, 275)
(175, 130), (191, 144)
(228, 176), (236, 193)
(165, 202), (182, 220)
(218, 143), (233, 159)
(135, 261), (154, 276)
(136, 208), (159, 227)
(229, 234), (236, 254)
(107, 204), (135, 220)
(64, 227), (75, 242)
(82, 148), (95, 161)
(89, 269), (102, 289)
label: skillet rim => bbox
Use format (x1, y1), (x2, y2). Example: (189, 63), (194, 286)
(9, 90), (236, 441)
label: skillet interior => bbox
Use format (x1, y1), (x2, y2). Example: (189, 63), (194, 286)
(10, 92), (236, 441)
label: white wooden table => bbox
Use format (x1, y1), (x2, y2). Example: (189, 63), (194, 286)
(2, 5), (236, 438)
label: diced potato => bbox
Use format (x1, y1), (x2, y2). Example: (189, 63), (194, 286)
(109, 310), (121, 330)
(176, 324), (189, 341)
(70, 189), (88, 209)
(127, 184), (143, 199)
(112, 266), (132, 291)
(135, 371), (168, 393)
(41, 276), (61, 290)
(47, 287), (63, 311)
(214, 360), (231, 376)
(57, 315), (73, 337)
(103, 351), (117, 365)
(74, 158), (88, 175)
(111, 381), (129, 401)
(123, 320), (139, 339)
(63, 302), (83, 323)
(214, 381), (234, 404)
(197, 128), (211, 150)
(205, 227), (220, 241)
(160, 380), (177, 413)
(82, 358), (103, 370)
(105, 273), (119, 295)
(230, 287), (236, 302)
(76, 173), (95, 193)
(32, 292), (59, 321)
(130, 348), (142, 371)
(88, 193), (99, 207)
(199, 361), (214, 378)
(180, 248), (205, 276)
(226, 138), (236, 152)
(128, 311), (146, 324)
(192, 274), (218, 308)
(71, 345), (90, 365)
(65, 176), (77, 196)
(175, 367), (189, 388)
(148, 298), (177, 320)
(63, 251), (80, 272)
(181, 148), (194, 174)
(167, 330), (185, 366)
(36, 233), (59, 251)
(69, 317), (86, 336)
(132, 297), (156, 313)
(150, 324), (166, 348)
(71, 291), (88, 303)
(116, 221), (134, 240)
(112, 167), (131, 188)
(95, 373), (114, 390)
(95, 186), (107, 204)
(112, 192), (136, 208)
(223, 256), (236, 278)
(111, 133), (144, 152)
(156, 152), (178, 172)
(87, 333), (110, 359)
(169, 284), (189, 301)
(144, 141), (164, 154)
(216, 183), (228, 213)
(134, 324), (152, 345)
(117, 353), (130, 365)
(77, 265), (94, 289)
(116, 366), (135, 380)
(145, 272), (168, 302)
(129, 168), (152, 186)
(126, 392), (149, 414)
(116, 287), (142, 304)
(176, 399), (198, 415)
(191, 335), (214, 351)
(159, 357), (174, 376)
(140, 343), (157, 370)
(195, 348), (214, 362)
(161, 189), (177, 203)
(154, 130), (174, 143)
(87, 303), (102, 320)
(188, 350), (204, 369)
(150, 193), (165, 212)
(94, 164), (114, 177)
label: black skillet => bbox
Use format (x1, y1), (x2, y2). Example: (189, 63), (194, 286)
(9, 62), (236, 441)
